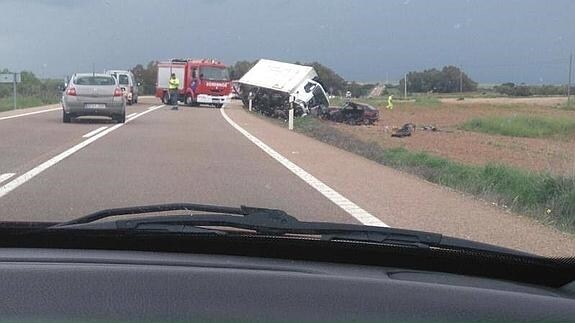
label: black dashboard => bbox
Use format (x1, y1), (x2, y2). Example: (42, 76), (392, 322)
(0, 248), (573, 321)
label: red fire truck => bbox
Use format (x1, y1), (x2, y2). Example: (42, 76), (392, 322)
(155, 59), (231, 108)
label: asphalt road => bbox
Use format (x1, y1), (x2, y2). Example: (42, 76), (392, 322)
(0, 98), (351, 224)
(1, 97), (574, 256)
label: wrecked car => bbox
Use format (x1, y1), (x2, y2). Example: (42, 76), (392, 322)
(322, 101), (379, 125)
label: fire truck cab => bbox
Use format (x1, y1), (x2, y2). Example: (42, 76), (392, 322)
(156, 59), (231, 108)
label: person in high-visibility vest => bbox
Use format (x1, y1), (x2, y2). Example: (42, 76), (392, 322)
(168, 73), (180, 110)
(386, 94), (394, 110)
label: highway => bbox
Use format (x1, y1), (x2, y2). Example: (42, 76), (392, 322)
(1, 97), (574, 256)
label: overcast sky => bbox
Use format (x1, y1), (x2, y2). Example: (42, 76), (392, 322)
(1, 0), (574, 84)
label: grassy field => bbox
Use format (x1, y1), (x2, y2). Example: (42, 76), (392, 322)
(294, 116), (575, 234)
(0, 96), (59, 112)
(461, 115), (575, 139)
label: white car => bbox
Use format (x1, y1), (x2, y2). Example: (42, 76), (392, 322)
(106, 70), (139, 105)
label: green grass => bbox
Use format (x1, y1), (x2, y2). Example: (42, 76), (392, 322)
(461, 115), (575, 139)
(413, 96), (441, 107)
(293, 116), (575, 233)
(0, 96), (59, 112)
(555, 99), (575, 110)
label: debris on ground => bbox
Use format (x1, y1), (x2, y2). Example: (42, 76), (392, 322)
(391, 123), (416, 137)
(421, 125), (438, 131)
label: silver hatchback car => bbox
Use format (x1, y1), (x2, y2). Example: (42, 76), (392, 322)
(62, 73), (126, 123)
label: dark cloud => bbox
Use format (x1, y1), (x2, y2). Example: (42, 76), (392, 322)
(0, 0), (573, 83)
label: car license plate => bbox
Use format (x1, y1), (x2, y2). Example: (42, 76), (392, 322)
(212, 98), (220, 103)
(85, 104), (106, 109)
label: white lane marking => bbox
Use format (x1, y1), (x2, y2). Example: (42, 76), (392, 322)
(82, 126), (108, 138)
(0, 105), (165, 199)
(0, 107), (61, 121)
(126, 113), (140, 121)
(219, 106), (388, 227)
(0, 173), (15, 184)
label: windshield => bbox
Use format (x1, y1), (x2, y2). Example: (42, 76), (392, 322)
(0, 0), (574, 260)
(199, 66), (230, 81)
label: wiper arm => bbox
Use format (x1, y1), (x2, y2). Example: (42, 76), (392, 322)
(51, 203), (246, 227)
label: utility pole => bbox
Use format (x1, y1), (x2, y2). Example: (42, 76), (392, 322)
(568, 53), (573, 105)
(404, 74), (407, 99)
(459, 66), (463, 93)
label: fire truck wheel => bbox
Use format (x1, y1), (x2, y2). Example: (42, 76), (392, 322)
(185, 94), (194, 106)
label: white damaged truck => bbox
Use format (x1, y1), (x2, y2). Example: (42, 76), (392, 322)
(237, 59), (330, 118)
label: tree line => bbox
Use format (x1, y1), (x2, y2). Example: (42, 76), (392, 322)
(399, 66), (478, 93)
(494, 82), (572, 97)
(127, 61), (572, 98)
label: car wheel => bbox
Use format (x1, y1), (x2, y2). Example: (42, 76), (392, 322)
(162, 92), (169, 104)
(115, 113), (126, 124)
(215, 104), (223, 109)
(63, 110), (71, 123)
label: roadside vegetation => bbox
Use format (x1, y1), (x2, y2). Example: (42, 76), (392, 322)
(462, 115), (575, 139)
(293, 116), (575, 234)
(0, 69), (61, 112)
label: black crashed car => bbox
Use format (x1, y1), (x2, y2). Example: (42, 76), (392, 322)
(323, 101), (379, 125)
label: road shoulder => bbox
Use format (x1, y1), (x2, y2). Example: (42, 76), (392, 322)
(223, 101), (575, 257)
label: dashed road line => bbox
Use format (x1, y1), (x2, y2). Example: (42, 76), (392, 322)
(0, 173), (15, 184)
(0, 105), (165, 199)
(219, 106), (388, 227)
(82, 126), (109, 138)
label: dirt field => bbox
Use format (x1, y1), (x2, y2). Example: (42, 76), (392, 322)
(332, 97), (575, 176)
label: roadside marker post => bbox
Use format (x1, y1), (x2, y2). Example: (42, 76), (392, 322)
(248, 91), (253, 111)
(288, 95), (295, 131)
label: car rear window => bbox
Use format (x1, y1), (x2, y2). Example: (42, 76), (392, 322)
(118, 74), (129, 85)
(75, 76), (116, 86)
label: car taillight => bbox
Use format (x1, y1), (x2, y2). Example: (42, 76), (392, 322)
(114, 88), (123, 97)
(66, 87), (77, 96)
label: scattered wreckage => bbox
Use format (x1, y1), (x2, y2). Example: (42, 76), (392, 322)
(390, 123), (449, 137)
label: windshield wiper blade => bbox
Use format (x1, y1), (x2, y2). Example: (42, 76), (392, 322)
(51, 203), (246, 227)
(49, 203), (528, 255)
(50, 203), (442, 247)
